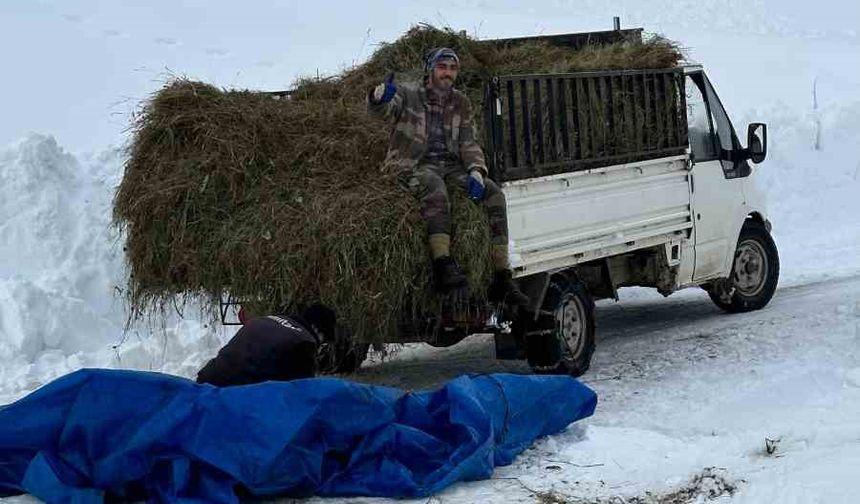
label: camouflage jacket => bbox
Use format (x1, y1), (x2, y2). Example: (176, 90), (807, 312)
(367, 81), (488, 175)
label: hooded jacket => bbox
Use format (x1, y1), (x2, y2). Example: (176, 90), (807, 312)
(196, 314), (319, 386)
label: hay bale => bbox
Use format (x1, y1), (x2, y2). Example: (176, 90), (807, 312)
(114, 25), (682, 343)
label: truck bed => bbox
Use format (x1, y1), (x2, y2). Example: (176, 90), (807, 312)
(505, 154), (692, 276)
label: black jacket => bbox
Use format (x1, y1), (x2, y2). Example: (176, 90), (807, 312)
(196, 314), (319, 386)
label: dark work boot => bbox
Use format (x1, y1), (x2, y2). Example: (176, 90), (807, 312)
(489, 270), (530, 306)
(433, 256), (468, 293)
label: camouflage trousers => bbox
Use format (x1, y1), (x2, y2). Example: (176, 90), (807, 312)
(403, 160), (510, 270)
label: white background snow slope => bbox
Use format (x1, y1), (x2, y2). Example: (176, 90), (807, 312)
(1, 1), (858, 502)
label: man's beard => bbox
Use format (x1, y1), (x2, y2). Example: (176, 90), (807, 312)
(431, 75), (454, 91)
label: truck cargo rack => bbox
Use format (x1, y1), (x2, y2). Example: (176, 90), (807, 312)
(484, 68), (689, 182)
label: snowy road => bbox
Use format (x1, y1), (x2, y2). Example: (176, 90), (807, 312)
(318, 274), (860, 503)
(356, 275), (859, 394)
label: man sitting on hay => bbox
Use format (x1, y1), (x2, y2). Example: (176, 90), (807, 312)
(368, 47), (528, 306)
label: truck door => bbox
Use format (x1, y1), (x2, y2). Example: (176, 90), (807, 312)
(686, 72), (747, 281)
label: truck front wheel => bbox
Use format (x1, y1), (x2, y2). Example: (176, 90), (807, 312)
(526, 275), (596, 377)
(707, 220), (780, 313)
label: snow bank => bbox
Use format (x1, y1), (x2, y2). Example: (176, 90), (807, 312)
(0, 136), (121, 396)
(0, 135), (230, 404)
(751, 100), (860, 284)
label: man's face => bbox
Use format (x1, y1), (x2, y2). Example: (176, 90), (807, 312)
(430, 59), (459, 90)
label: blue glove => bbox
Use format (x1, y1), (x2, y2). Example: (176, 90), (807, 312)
(466, 170), (486, 202)
(372, 73), (397, 104)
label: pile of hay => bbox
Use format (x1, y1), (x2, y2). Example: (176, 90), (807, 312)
(115, 25), (682, 343)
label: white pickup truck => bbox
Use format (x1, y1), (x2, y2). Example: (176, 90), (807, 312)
(244, 27), (780, 378)
(481, 29), (778, 376)
(485, 30), (779, 375)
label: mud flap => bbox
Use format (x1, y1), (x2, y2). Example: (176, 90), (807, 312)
(493, 331), (520, 360)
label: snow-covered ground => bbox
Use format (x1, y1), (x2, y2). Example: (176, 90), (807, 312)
(332, 276), (859, 504)
(1, 1), (859, 502)
(0, 136), (233, 402)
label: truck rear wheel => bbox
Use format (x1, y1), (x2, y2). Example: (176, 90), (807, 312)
(707, 220), (779, 313)
(526, 275), (596, 377)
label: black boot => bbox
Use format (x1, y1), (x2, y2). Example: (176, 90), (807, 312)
(489, 270), (530, 306)
(433, 256), (468, 293)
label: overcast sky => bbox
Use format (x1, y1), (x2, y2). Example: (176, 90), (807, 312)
(1, 0), (857, 152)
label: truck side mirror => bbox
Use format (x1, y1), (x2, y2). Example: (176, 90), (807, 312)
(747, 123), (767, 164)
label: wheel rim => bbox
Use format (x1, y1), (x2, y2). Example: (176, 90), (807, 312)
(733, 238), (768, 297)
(555, 293), (587, 358)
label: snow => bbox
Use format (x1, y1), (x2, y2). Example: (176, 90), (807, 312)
(1, 1), (859, 502)
(338, 277), (860, 504)
(0, 136), (232, 403)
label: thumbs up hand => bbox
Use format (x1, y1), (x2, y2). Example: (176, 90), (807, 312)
(372, 73), (397, 104)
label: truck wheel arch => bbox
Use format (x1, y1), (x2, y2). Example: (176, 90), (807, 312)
(746, 211), (771, 233)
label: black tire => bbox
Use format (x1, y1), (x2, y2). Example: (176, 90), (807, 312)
(707, 220), (780, 313)
(525, 274), (596, 377)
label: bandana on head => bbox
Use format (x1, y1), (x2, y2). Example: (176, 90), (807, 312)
(424, 47), (460, 74)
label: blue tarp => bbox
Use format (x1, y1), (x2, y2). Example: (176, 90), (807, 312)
(0, 369), (596, 503)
